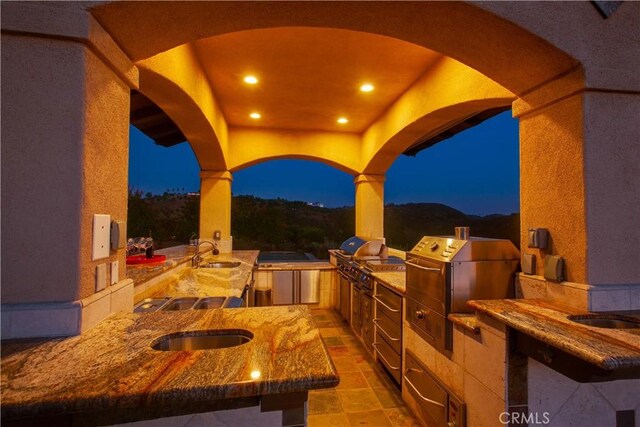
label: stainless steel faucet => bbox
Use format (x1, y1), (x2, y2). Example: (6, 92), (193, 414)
(191, 240), (215, 268)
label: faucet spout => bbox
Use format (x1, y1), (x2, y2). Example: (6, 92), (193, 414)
(191, 240), (216, 268)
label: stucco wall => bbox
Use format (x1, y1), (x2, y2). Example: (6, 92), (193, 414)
(78, 47), (130, 299)
(1, 35), (85, 303)
(1, 25), (131, 303)
(583, 92), (640, 285)
(477, 1), (640, 92)
(519, 95), (587, 284)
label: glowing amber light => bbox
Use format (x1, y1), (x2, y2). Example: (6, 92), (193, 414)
(243, 75), (259, 84)
(360, 83), (374, 92)
(337, 117), (348, 124)
(249, 112), (261, 119)
(250, 370), (261, 379)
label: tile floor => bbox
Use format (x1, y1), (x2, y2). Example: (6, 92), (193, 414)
(309, 309), (421, 427)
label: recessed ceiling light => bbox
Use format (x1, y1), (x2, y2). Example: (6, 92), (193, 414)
(337, 117), (348, 124)
(360, 83), (374, 92)
(250, 112), (261, 119)
(244, 75), (259, 85)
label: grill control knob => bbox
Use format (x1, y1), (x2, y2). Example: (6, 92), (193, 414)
(430, 242), (439, 251)
(416, 310), (426, 320)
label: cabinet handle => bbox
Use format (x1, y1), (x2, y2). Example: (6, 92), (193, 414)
(372, 343), (401, 370)
(405, 260), (441, 273)
(373, 319), (401, 342)
(403, 368), (445, 408)
(415, 309), (428, 320)
(373, 295), (400, 313)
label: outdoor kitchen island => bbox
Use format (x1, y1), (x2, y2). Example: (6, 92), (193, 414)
(1, 305), (339, 426)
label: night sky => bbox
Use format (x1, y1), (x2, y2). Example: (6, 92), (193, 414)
(128, 111), (519, 216)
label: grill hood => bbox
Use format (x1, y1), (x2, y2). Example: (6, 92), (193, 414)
(339, 236), (384, 257)
(409, 236), (519, 262)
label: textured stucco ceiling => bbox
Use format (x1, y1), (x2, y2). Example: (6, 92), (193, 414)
(192, 28), (441, 133)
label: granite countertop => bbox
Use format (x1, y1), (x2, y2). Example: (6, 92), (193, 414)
(467, 299), (640, 371)
(1, 305), (338, 420)
(257, 262), (335, 271)
(127, 245), (196, 286)
(448, 313), (480, 334)
(141, 251), (259, 301)
(372, 271), (406, 294)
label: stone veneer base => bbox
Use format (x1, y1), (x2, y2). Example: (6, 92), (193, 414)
(1, 279), (134, 339)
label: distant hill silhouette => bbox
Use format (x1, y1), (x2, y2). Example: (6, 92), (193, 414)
(128, 192), (519, 258)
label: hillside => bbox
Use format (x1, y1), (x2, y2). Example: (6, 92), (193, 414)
(128, 192), (520, 258)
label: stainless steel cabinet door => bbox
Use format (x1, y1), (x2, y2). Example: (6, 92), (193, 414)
(339, 274), (351, 322)
(299, 270), (320, 304)
(272, 271), (294, 305)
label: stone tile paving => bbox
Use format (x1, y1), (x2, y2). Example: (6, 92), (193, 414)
(309, 309), (422, 427)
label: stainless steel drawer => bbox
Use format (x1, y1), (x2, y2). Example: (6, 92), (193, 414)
(406, 297), (451, 354)
(404, 351), (466, 427)
(374, 283), (402, 323)
(404, 351), (447, 426)
(374, 332), (401, 384)
(374, 312), (401, 355)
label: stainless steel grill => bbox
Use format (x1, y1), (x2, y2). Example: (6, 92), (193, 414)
(405, 233), (520, 356)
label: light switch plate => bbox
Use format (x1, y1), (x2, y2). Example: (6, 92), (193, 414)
(111, 261), (119, 285)
(96, 264), (107, 292)
(92, 214), (111, 260)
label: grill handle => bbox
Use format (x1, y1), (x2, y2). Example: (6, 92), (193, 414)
(373, 295), (401, 313)
(403, 368), (445, 408)
(372, 343), (401, 370)
(373, 318), (401, 342)
(405, 260), (441, 273)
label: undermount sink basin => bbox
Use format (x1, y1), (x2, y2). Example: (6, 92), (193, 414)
(567, 314), (640, 329)
(201, 261), (242, 269)
(151, 330), (253, 351)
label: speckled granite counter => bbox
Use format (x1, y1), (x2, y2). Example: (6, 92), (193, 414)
(448, 313), (480, 334)
(257, 261), (335, 271)
(127, 245), (196, 286)
(1, 305), (338, 422)
(468, 299), (640, 371)
(135, 251), (258, 303)
(372, 271), (406, 294)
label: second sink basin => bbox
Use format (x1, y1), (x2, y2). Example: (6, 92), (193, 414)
(567, 314), (640, 329)
(160, 297), (199, 311)
(151, 330), (253, 351)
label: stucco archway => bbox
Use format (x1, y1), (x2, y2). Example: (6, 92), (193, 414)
(91, 1), (577, 95)
(3, 0), (638, 342)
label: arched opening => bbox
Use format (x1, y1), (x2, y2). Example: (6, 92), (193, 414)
(127, 125), (200, 249)
(231, 159), (355, 259)
(384, 110), (520, 250)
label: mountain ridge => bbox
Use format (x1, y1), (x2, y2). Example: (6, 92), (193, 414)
(128, 192), (520, 257)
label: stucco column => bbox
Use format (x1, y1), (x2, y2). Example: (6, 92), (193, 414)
(2, 4), (137, 303)
(1, 2), (138, 337)
(354, 174), (385, 241)
(514, 70), (640, 287)
(199, 171), (233, 250)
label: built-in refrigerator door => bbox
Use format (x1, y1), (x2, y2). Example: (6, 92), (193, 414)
(272, 271), (294, 305)
(299, 270), (320, 304)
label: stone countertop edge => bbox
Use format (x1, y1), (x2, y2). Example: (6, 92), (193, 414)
(448, 313), (480, 334)
(467, 299), (640, 371)
(0, 305), (339, 420)
(257, 262), (336, 271)
(371, 271), (406, 294)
